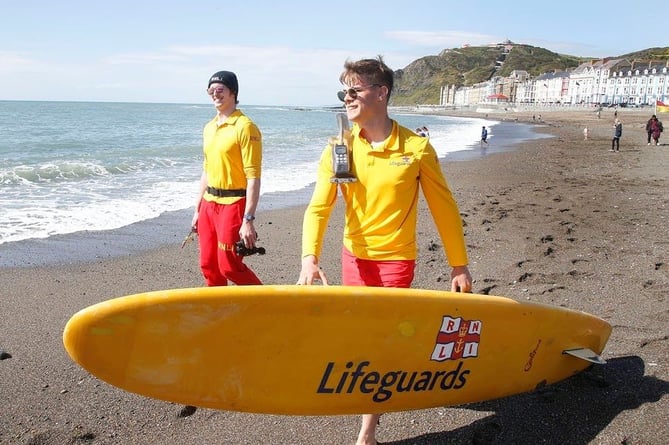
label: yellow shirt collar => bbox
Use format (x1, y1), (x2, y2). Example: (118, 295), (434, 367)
(211, 109), (243, 127)
(351, 120), (400, 152)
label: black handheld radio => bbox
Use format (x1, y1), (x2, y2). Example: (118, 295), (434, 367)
(330, 113), (356, 183)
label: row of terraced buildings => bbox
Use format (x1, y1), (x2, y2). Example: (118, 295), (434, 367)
(440, 57), (669, 107)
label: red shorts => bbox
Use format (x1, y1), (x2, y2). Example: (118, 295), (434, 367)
(341, 247), (415, 288)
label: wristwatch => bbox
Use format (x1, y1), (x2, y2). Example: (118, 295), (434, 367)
(243, 213), (255, 222)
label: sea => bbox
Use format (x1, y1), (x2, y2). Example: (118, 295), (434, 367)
(0, 100), (548, 266)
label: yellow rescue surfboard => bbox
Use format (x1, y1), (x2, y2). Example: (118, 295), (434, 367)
(63, 285), (611, 415)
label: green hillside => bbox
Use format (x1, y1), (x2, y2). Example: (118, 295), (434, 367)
(390, 43), (667, 106)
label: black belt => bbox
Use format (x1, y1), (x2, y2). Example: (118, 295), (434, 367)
(206, 187), (246, 198)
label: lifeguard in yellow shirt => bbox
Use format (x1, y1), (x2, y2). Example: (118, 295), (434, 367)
(191, 70), (262, 287)
(296, 56), (472, 445)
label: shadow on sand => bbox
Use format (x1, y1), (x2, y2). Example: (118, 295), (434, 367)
(384, 356), (668, 445)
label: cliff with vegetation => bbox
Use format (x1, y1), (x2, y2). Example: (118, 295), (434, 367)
(391, 43), (669, 106)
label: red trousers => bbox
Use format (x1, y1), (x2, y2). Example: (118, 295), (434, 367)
(197, 199), (262, 286)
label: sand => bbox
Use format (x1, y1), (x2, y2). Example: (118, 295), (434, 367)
(1, 107), (667, 444)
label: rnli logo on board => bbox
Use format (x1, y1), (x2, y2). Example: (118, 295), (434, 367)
(431, 316), (482, 362)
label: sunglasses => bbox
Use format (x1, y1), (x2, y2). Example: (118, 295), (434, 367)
(337, 84), (381, 102)
(207, 86), (227, 96)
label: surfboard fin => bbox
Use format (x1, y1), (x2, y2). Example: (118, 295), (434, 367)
(562, 348), (607, 364)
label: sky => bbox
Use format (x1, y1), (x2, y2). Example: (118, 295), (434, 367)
(1, 0), (666, 106)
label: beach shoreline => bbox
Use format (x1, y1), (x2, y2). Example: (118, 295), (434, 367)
(1, 108), (668, 444)
(0, 118), (546, 268)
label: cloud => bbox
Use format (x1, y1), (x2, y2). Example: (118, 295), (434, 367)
(102, 52), (189, 65)
(385, 30), (503, 49)
(384, 31), (608, 58)
(0, 51), (38, 72)
(0, 43), (430, 105)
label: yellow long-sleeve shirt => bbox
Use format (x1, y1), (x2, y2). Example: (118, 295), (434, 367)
(302, 120), (468, 266)
(202, 110), (262, 205)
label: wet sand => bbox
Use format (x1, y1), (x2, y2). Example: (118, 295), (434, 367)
(1, 107), (667, 444)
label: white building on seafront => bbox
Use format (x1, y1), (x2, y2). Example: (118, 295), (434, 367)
(440, 48), (669, 107)
(605, 60), (669, 105)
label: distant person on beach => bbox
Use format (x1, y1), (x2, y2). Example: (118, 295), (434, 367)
(415, 127), (426, 137)
(647, 114), (663, 145)
(611, 118), (622, 152)
(191, 70), (263, 287)
(583, 126), (588, 140)
(646, 115), (656, 144)
(296, 56), (472, 445)
(422, 126), (430, 138)
(480, 126), (489, 146)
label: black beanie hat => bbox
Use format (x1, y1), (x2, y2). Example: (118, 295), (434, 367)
(208, 71), (238, 94)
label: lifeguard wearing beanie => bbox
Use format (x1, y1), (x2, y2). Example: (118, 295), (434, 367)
(208, 71), (239, 101)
